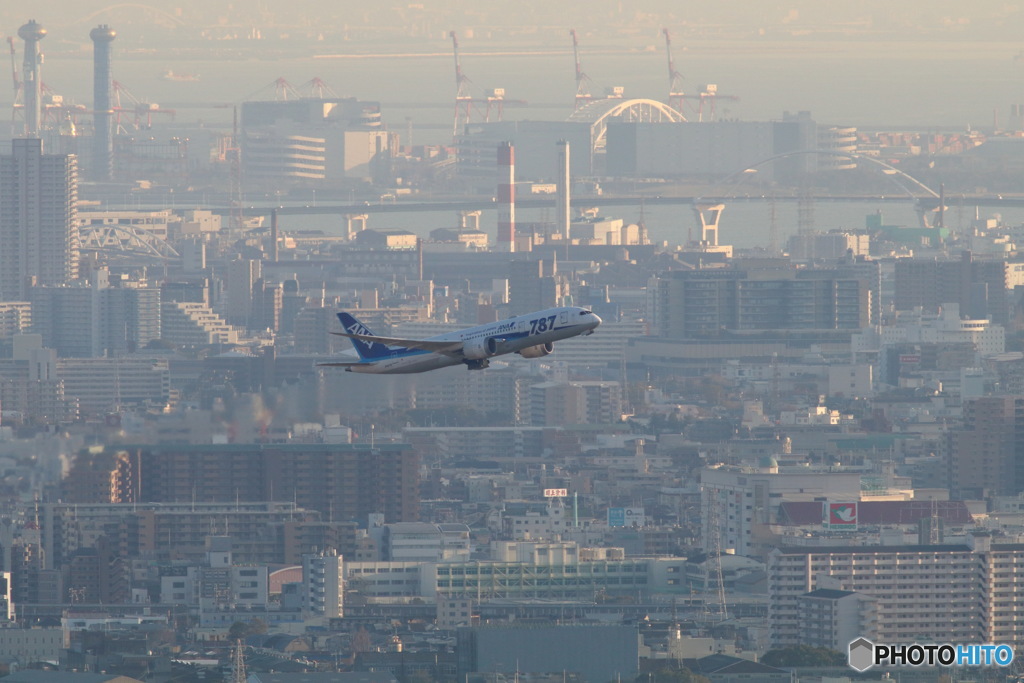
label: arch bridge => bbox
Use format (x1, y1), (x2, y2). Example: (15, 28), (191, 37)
(567, 98), (686, 153)
(717, 149), (945, 227)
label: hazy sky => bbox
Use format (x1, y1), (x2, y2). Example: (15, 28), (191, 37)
(8, 1), (1024, 44)
(7, 2), (1024, 132)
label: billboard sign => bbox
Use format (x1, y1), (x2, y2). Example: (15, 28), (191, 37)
(824, 502), (858, 530)
(543, 488), (568, 497)
(608, 507), (645, 527)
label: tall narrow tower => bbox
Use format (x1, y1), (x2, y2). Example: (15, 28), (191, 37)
(496, 142), (515, 252)
(90, 24), (116, 181)
(556, 140), (571, 242)
(17, 20), (46, 137)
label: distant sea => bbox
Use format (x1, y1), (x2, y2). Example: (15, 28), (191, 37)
(33, 38), (1024, 137)
(26, 38), (1024, 249)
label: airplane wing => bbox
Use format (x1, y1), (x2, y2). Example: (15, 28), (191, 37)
(316, 360), (370, 367)
(330, 331), (464, 356)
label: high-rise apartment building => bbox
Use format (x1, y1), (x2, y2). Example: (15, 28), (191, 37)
(768, 534), (1024, 648)
(948, 396), (1024, 498)
(894, 251), (1015, 325)
(508, 258), (566, 315)
(30, 276), (160, 357)
(63, 443), (419, 523)
(0, 139), (79, 300)
(649, 268), (869, 339)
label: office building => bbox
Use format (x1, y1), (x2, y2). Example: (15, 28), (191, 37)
(241, 98), (394, 185)
(0, 139), (79, 300)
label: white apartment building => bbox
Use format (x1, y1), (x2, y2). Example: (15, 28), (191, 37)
(767, 535), (1024, 648)
(161, 301), (239, 345)
(302, 549), (344, 619)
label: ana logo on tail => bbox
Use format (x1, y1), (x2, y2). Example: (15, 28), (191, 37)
(337, 312), (392, 359)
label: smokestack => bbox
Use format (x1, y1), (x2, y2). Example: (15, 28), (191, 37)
(556, 140), (571, 242)
(18, 20), (46, 137)
(90, 24), (116, 181)
(497, 141), (515, 252)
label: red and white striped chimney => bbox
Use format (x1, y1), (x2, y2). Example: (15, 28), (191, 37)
(496, 141), (515, 252)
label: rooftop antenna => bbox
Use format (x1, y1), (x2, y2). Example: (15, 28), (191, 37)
(702, 486), (728, 623)
(231, 640), (247, 683)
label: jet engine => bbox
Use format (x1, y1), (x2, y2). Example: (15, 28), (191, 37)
(463, 336), (499, 359)
(517, 342), (554, 358)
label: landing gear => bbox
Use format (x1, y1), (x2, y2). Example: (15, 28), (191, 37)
(464, 358), (490, 370)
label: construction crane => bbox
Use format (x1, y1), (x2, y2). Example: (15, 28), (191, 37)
(241, 77), (301, 103)
(6, 36), (22, 130)
(301, 76), (337, 99)
(570, 29), (594, 110)
(684, 84), (739, 122)
(111, 80), (174, 131)
(449, 31), (525, 138)
(662, 29), (686, 115)
(450, 30), (474, 137)
(40, 83), (87, 135)
(6, 37), (18, 98)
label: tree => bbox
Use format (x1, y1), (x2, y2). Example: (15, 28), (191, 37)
(760, 645), (846, 667)
(227, 617), (268, 641)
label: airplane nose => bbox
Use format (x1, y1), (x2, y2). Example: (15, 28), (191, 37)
(591, 313), (602, 327)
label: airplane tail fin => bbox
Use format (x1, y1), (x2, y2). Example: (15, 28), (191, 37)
(336, 312), (394, 360)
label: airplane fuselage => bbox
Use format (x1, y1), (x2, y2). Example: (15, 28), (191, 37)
(344, 306), (601, 374)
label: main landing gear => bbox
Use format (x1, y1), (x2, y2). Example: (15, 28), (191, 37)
(464, 359), (490, 370)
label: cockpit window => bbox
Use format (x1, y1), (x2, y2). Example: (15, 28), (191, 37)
(580, 310), (592, 315)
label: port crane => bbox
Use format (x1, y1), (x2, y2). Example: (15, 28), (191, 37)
(571, 29), (595, 110)
(686, 84), (739, 122)
(449, 31), (525, 138)
(662, 29), (686, 115)
(662, 28), (737, 121)
(112, 80), (174, 132)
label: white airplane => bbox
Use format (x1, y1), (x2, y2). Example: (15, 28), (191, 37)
(320, 306), (602, 374)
